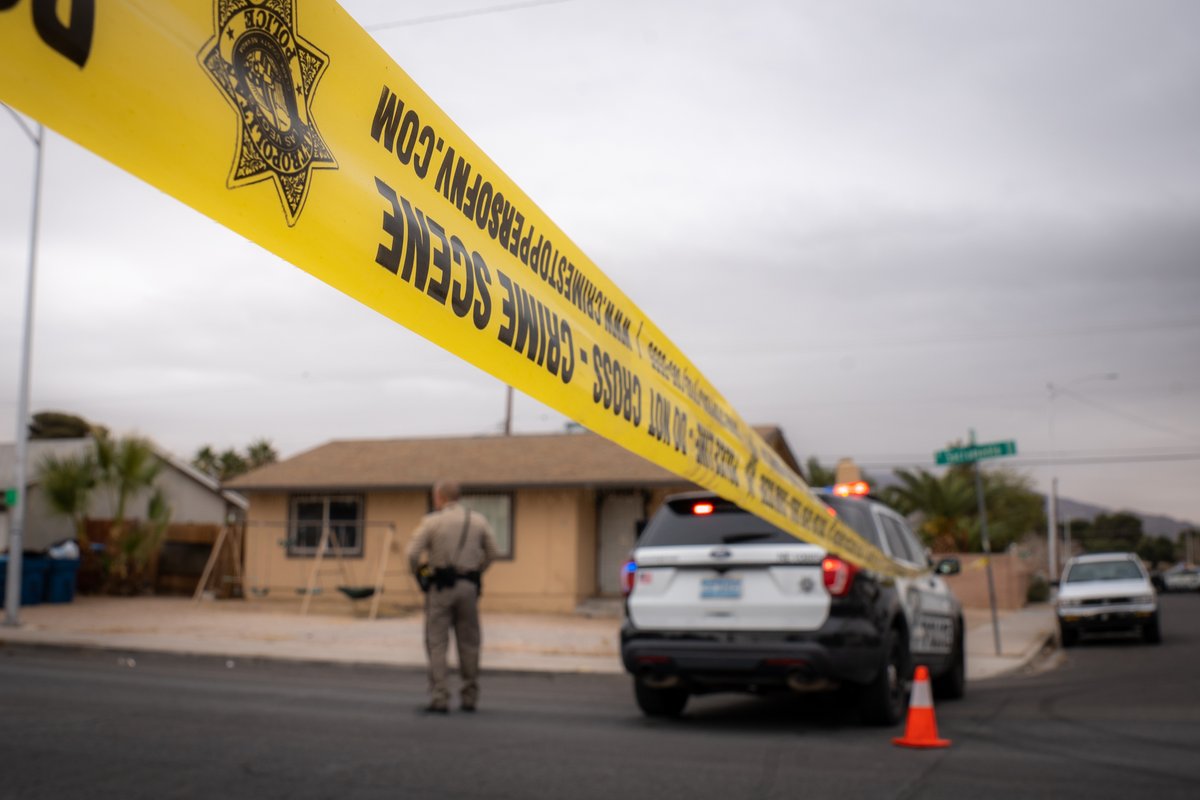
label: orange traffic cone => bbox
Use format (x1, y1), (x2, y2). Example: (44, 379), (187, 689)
(892, 665), (951, 749)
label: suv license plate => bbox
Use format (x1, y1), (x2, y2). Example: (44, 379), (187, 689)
(701, 577), (742, 599)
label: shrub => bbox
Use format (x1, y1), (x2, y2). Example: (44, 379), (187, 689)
(1027, 574), (1050, 604)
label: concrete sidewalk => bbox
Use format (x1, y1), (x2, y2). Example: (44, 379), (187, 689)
(0, 596), (1056, 681)
(964, 603), (1058, 680)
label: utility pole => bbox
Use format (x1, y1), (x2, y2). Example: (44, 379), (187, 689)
(1064, 518), (1072, 565)
(1048, 477), (1058, 582)
(970, 429), (1002, 656)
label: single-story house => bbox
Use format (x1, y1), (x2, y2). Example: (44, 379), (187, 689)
(0, 438), (248, 553)
(226, 427), (803, 613)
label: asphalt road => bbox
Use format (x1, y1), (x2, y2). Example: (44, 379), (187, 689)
(2, 593), (1198, 800)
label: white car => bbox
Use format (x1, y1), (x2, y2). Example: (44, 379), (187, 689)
(1056, 553), (1160, 646)
(1159, 563), (1200, 593)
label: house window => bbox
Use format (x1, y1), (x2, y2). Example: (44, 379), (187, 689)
(460, 493), (514, 559)
(288, 494), (364, 557)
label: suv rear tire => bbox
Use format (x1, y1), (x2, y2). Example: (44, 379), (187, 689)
(634, 680), (689, 718)
(932, 622), (966, 700)
(860, 627), (910, 726)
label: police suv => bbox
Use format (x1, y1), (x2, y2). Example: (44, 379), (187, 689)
(620, 482), (965, 725)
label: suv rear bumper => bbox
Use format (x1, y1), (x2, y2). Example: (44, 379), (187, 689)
(621, 617), (884, 690)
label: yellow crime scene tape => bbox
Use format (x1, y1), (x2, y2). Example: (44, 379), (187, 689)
(0, 0), (911, 576)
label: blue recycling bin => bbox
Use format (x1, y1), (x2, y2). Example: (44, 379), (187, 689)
(0, 555), (50, 607)
(45, 558), (81, 603)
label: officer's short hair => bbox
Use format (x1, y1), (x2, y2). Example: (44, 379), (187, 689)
(435, 480), (462, 502)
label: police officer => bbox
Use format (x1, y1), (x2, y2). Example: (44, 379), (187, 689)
(407, 480), (499, 713)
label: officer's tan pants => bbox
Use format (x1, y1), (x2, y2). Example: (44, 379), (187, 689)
(424, 580), (482, 707)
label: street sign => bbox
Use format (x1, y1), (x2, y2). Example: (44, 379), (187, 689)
(935, 441), (1017, 465)
(2, 488), (16, 507)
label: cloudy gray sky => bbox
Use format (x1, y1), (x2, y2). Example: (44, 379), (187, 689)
(2, 0), (1198, 525)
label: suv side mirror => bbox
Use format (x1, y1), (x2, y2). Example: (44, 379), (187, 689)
(934, 557), (961, 576)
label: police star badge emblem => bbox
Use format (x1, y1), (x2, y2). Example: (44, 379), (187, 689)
(199, 0), (337, 226)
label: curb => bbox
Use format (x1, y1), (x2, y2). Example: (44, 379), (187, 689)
(0, 636), (624, 679)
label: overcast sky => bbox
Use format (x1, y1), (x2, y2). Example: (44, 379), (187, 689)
(2, 0), (1198, 525)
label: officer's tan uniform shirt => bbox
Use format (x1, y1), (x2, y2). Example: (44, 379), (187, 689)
(407, 502), (499, 574)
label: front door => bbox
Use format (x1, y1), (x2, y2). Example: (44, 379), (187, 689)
(596, 492), (644, 596)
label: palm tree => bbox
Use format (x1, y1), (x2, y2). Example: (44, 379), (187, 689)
(94, 434), (162, 535)
(882, 467), (976, 552)
(38, 450), (97, 545)
(883, 465), (1045, 553)
(245, 438), (278, 470)
(192, 445), (220, 478)
(802, 457), (838, 488)
(217, 450), (247, 482)
(41, 433), (170, 591)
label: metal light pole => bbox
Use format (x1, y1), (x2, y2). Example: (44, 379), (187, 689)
(3, 107), (44, 627)
(970, 429), (1002, 656)
(1045, 373), (1118, 581)
(503, 385), (513, 436)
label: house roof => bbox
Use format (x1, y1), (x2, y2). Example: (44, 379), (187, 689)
(226, 426), (802, 493)
(0, 438), (248, 509)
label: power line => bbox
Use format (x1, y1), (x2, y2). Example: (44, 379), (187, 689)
(706, 317), (1200, 357)
(364, 0), (575, 31)
(819, 451), (1200, 470)
(1055, 385), (1200, 441)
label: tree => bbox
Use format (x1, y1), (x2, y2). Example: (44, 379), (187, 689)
(245, 438), (279, 469)
(881, 467), (975, 551)
(38, 450), (97, 545)
(1136, 535), (1177, 567)
(95, 433), (162, 535)
(881, 465), (1044, 553)
(216, 450), (247, 481)
(192, 445), (219, 478)
(802, 457), (838, 488)
(192, 438), (278, 482)
(1079, 511), (1143, 553)
(28, 410), (107, 440)
(37, 433), (171, 593)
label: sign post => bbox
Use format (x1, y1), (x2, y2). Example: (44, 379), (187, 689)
(935, 434), (1017, 656)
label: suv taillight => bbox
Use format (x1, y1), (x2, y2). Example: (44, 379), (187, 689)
(822, 556), (858, 597)
(620, 559), (637, 596)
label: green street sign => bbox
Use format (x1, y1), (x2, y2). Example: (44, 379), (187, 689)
(935, 441), (1017, 465)
(3, 488), (16, 506)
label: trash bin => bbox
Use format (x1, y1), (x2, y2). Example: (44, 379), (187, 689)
(0, 554), (50, 607)
(45, 558), (81, 603)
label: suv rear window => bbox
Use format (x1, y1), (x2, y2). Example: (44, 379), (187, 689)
(820, 496), (883, 550)
(638, 498), (802, 547)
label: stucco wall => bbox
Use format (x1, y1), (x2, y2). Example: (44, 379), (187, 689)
(941, 550), (1035, 610)
(244, 487), (594, 614)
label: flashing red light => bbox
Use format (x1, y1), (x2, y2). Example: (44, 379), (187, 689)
(833, 481), (870, 497)
(822, 556), (859, 597)
(692, 502), (715, 516)
(826, 506), (837, 517)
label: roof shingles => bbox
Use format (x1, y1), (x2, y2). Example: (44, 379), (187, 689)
(226, 428), (799, 493)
